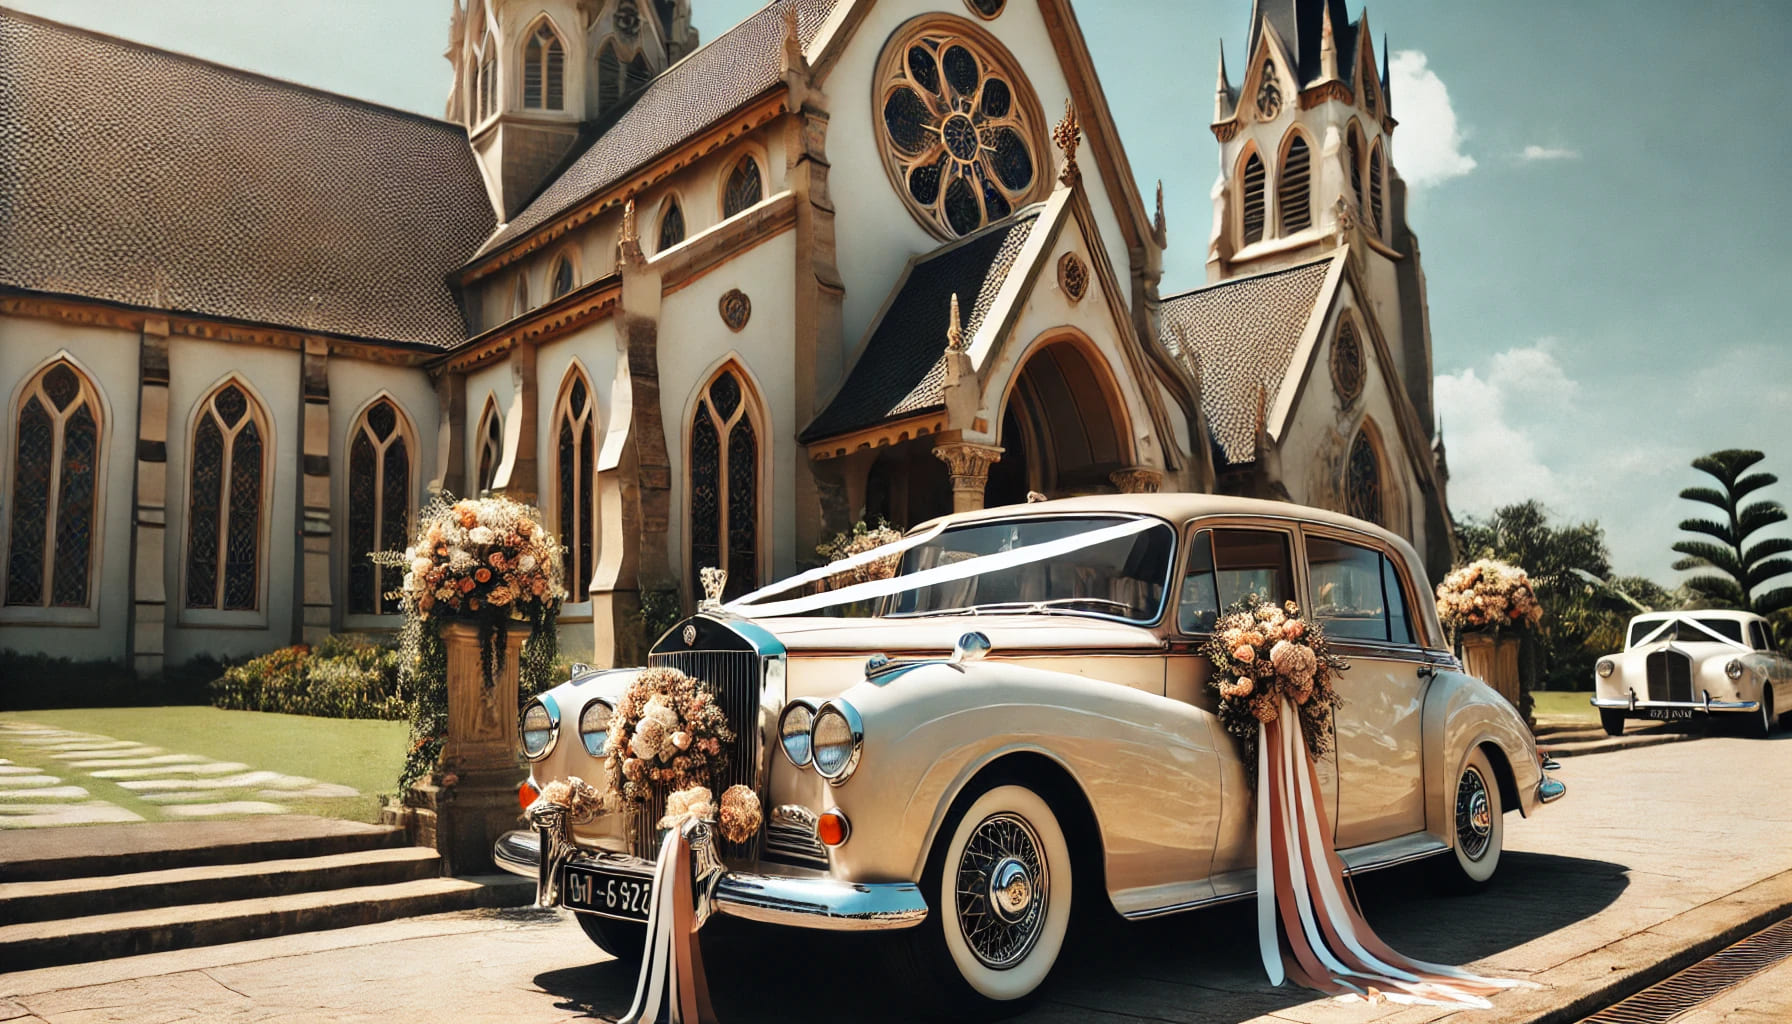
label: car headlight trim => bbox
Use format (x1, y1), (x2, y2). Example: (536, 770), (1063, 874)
(809, 701), (863, 784)
(779, 699), (817, 768)
(578, 698), (613, 757)
(1596, 658), (1615, 678)
(1725, 659), (1745, 680)
(520, 696), (559, 760)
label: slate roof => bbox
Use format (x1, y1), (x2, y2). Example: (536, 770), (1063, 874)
(1158, 257), (1334, 466)
(1244, 0), (1361, 88)
(801, 209), (1042, 444)
(0, 8), (494, 347)
(477, 0), (837, 259)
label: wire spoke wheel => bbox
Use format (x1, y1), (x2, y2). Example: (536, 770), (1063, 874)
(1455, 765), (1494, 862)
(953, 812), (1049, 969)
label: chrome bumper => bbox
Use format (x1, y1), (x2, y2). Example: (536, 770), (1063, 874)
(493, 829), (927, 932)
(1591, 694), (1758, 713)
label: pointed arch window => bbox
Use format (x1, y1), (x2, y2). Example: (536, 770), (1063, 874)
(1368, 142), (1385, 234)
(1240, 151), (1266, 245)
(1347, 123), (1365, 215)
(596, 43), (622, 112)
(548, 254), (574, 299)
(185, 381), (266, 611)
(522, 21), (565, 110)
(688, 367), (759, 600)
(627, 53), (652, 93)
(476, 399), (504, 493)
(475, 29), (497, 122)
(722, 157), (762, 219)
(1346, 426), (1383, 525)
(1279, 133), (1311, 233)
(512, 275), (529, 318)
(5, 360), (103, 609)
(657, 198), (686, 252)
(347, 398), (413, 615)
(555, 370), (598, 603)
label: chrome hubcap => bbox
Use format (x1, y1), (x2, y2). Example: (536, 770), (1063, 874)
(1456, 766), (1493, 861)
(955, 813), (1048, 969)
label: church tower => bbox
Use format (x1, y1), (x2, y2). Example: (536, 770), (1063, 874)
(1206, 0), (1436, 437)
(446, 0), (699, 219)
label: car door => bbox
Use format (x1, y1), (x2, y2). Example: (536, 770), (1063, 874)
(1169, 520), (1336, 882)
(1303, 529), (1429, 850)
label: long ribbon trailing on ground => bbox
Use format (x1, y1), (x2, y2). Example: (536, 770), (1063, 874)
(1257, 695), (1533, 1007)
(620, 822), (717, 1024)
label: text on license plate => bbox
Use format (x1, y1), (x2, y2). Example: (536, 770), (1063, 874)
(563, 865), (653, 922)
(1646, 708), (1694, 720)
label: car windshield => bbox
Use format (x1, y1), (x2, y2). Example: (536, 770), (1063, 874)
(883, 515), (1176, 623)
(1627, 617), (1745, 648)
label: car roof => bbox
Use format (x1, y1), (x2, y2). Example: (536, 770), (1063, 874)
(1630, 609), (1762, 625)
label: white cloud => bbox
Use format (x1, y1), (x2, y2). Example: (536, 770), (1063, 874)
(1435, 360), (1561, 514)
(1387, 50), (1476, 189)
(1519, 144), (1580, 162)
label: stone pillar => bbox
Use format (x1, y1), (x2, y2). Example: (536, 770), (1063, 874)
(431, 370), (468, 499)
(127, 322), (171, 676)
(298, 339), (333, 644)
(495, 343), (538, 503)
(1110, 467), (1164, 494)
(932, 441), (1003, 514)
(388, 621), (526, 875)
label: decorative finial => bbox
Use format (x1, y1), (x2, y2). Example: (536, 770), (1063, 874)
(1332, 193), (1356, 241)
(780, 3), (804, 75)
(699, 566), (728, 610)
(1052, 99), (1081, 185)
(620, 196), (638, 245)
(1320, 2), (1339, 80)
(945, 292), (965, 352)
(1214, 41), (1234, 121)
(1153, 180), (1167, 242)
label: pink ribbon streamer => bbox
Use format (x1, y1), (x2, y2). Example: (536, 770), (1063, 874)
(620, 826), (717, 1024)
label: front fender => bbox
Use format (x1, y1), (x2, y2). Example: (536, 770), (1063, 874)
(820, 660), (1224, 902)
(1422, 670), (1542, 828)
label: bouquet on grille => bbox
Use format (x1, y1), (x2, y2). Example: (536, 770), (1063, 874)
(603, 667), (735, 806)
(1203, 598), (1345, 771)
(1434, 559), (1543, 634)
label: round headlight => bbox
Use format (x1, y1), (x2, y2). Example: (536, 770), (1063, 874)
(779, 701), (815, 767)
(810, 702), (863, 783)
(1597, 659), (1615, 678)
(520, 698), (558, 760)
(579, 699), (613, 757)
(1726, 659), (1745, 680)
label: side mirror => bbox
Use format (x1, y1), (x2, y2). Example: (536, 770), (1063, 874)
(950, 631), (993, 667)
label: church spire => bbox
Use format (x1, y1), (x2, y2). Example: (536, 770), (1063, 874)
(1381, 34), (1392, 110)
(1319, 1), (1339, 81)
(1214, 41), (1234, 121)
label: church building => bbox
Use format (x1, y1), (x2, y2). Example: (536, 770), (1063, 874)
(0, 0), (1451, 673)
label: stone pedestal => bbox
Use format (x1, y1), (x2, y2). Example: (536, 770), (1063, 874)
(384, 621), (526, 875)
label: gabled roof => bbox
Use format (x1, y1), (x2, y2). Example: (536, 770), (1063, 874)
(800, 209), (1042, 444)
(476, 0), (836, 259)
(1159, 256), (1336, 465)
(0, 7), (494, 348)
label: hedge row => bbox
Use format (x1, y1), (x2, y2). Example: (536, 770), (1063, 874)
(209, 634), (406, 720)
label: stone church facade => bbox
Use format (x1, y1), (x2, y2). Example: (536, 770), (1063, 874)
(0, 0), (1450, 673)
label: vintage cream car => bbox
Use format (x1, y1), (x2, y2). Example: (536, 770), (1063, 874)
(496, 494), (1563, 1012)
(1592, 610), (1790, 737)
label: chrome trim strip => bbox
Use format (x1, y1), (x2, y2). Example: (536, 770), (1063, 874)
(490, 830), (925, 931)
(1121, 839), (1452, 920)
(1591, 697), (1758, 712)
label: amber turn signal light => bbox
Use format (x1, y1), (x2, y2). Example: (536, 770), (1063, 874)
(518, 780), (540, 811)
(816, 809), (851, 847)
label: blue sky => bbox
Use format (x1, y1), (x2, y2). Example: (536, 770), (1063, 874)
(15, 0), (1792, 585)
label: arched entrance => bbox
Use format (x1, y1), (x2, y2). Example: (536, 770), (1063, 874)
(987, 338), (1131, 506)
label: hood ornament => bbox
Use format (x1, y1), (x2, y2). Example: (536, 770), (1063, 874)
(699, 566), (728, 610)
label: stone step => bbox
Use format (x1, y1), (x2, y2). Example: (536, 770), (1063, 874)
(0, 847), (444, 926)
(1542, 729), (1703, 759)
(0, 816), (403, 882)
(0, 874), (534, 971)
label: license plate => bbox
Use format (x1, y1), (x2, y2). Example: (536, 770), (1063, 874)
(563, 864), (653, 922)
(1646, 707), (1694, 720)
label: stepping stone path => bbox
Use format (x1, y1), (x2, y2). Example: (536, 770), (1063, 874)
(0, 722), (362, 829)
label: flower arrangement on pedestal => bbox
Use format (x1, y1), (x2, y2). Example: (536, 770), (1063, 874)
(1434, 559), (1543, 635)
(602, 666), (735, 808)
(1203, 598), (1347, 774)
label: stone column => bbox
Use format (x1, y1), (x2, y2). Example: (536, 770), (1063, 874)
(1110, 467), (1164, 494)
(495, 343), (538, 503)
(388, 621), (526, 875)
(127, 321), (171, 676)
(933, 441), (1003, 514)
(431, 370), (468, 499)
(298, 339), (332, 643)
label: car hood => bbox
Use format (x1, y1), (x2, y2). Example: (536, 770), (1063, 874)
(751, 614), (1165, 655)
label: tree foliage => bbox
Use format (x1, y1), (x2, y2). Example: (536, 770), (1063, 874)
(1671, 449), (1792, 618)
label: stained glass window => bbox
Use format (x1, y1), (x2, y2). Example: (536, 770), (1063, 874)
(1332, 319), (1365, 404)
(597, 43), (622, 113)
(5, 361), (102, 609)
(556, 371), (597, 602)
(476, 400), (503, 492)
(658, 199), (685, 252)
(876, 23), (1045, 238)
(549, 255), (574, 299)
(1346, 428), (1383, 526)
(688, 368), (759, 600)
(186, 381), (265, 611)
(722, 158), (762, 219)
(523, 22), (564, 110)
(346, 399), (411, 614)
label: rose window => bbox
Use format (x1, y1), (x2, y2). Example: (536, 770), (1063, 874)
(877, 22), (1047, 238)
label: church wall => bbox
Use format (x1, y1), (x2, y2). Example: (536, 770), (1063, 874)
(162, 338), (300, 663)
(535, 317), (619, 637)
(657, 230), (799, 594)
(466, 359), (515, 477)
(822, 0), (1134, 367)
(0, 318), (140, 660)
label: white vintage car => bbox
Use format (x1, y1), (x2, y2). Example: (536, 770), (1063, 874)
(1591, 610), (1790, 737)
(496, 494), (1562, 1013)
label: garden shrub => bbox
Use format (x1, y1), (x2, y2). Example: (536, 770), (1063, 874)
(1, 650), (219, 709)
(209, 635), (404, 720)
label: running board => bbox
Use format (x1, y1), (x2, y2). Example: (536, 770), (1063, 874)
(1117, 834), (1451, 921)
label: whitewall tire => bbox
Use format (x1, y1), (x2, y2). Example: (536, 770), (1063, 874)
(1443, 748), (1503, 887)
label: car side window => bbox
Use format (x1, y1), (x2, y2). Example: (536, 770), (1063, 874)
(1750, 622), (1770, 651)
(1306, 535), (1412, 644)
(1180, 527), (1295, 633)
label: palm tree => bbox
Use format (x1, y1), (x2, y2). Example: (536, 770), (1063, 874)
(1671, 449), (1792, 618)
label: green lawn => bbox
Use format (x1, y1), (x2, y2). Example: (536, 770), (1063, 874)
(1530, 689), (1597, 723)
(0, 707), (409, 824)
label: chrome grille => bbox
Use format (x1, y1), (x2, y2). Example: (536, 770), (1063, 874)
(1646, 649), (1692, 702)
(642, 648), (763, 861)
(764, 804), (828, 869)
